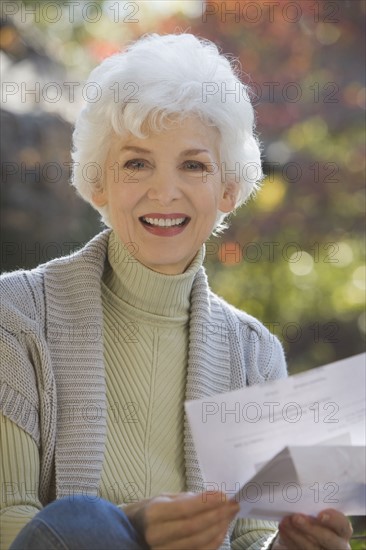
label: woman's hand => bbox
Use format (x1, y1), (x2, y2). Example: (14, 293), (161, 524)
(123, 491), (240, 550)
(272, 508), (353, 549)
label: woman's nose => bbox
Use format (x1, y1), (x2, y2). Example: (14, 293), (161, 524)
(146, 169), (182, 204)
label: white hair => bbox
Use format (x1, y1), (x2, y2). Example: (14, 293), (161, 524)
(71, 33), (263, 232)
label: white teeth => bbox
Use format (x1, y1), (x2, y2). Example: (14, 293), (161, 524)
(142, 217), (186, 227)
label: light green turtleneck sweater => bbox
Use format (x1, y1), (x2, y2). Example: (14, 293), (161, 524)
(99, 231), (204, 502)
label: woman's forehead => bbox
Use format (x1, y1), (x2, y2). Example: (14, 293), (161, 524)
(109, 117), (220, 155)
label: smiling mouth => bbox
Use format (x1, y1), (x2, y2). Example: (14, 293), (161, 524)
(139, 216), (190, 228)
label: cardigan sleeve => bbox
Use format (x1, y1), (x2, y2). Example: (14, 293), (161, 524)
(227, 309), (287, 549)
(1, 272), (57, 506)
(0, 414), (43, 550)
(230, 518), (278, 549)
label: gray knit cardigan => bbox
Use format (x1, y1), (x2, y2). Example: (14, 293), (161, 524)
(0, 230), (287, 549)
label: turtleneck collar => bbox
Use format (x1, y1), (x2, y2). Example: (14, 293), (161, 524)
(102, 231), (205, 319)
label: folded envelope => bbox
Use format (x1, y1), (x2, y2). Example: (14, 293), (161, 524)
(235, 445), (366, 520)
(185, 353), (366, 520)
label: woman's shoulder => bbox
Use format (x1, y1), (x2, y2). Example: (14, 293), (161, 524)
(0, 265), (46, 326)
(208, 289), (276, 339)
(192, 268), (284, 352)
(0, 230), (110, 324)
(208, 289), (288, 383)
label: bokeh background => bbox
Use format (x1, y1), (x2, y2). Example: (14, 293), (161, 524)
(2, 0), (364, 373)
(0, 0), (365, 544)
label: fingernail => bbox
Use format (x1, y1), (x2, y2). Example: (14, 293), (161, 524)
(229, 499), (239, 508)
(320, 513), (329, 523)
(294, 515), (306, 526)
(229, 505), (239, 516)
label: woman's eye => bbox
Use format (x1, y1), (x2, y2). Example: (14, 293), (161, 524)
(183, 160), (207, 171)
(124, 159), (146, 170)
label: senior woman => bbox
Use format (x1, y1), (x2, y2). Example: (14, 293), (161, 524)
(1, 33), (352, 550)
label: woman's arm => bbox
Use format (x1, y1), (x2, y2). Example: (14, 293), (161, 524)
(0, 414), (43, 550)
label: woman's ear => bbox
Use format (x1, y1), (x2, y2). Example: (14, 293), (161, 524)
(91, 186), (108, 207)
(219, 179), (240, 213)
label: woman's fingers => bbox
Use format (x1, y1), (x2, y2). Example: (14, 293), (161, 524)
(127, 490), (238, 549)
(278, 515), (318, 550)
(145, 494), (239, 547)
(278, 512), (352, 550)
(146, 491), (232, 522)
(317, 509), (353, 540)
(154, 515), (234, 550)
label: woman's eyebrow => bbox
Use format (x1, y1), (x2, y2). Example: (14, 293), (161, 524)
(179, 148), (210, 157)
(119, 145), (151, 154)
(119, 146), (212, 156)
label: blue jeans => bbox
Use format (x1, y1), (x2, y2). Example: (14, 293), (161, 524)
(9, 495), (149, 550)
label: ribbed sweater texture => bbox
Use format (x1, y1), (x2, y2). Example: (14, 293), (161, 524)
(0, 230), (287, 550)
(100, 231), (203, 502)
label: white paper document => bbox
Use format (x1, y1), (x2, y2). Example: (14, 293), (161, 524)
(185, 353), (366, 520)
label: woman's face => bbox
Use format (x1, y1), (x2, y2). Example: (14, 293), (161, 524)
(92, 116), (238, 274)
